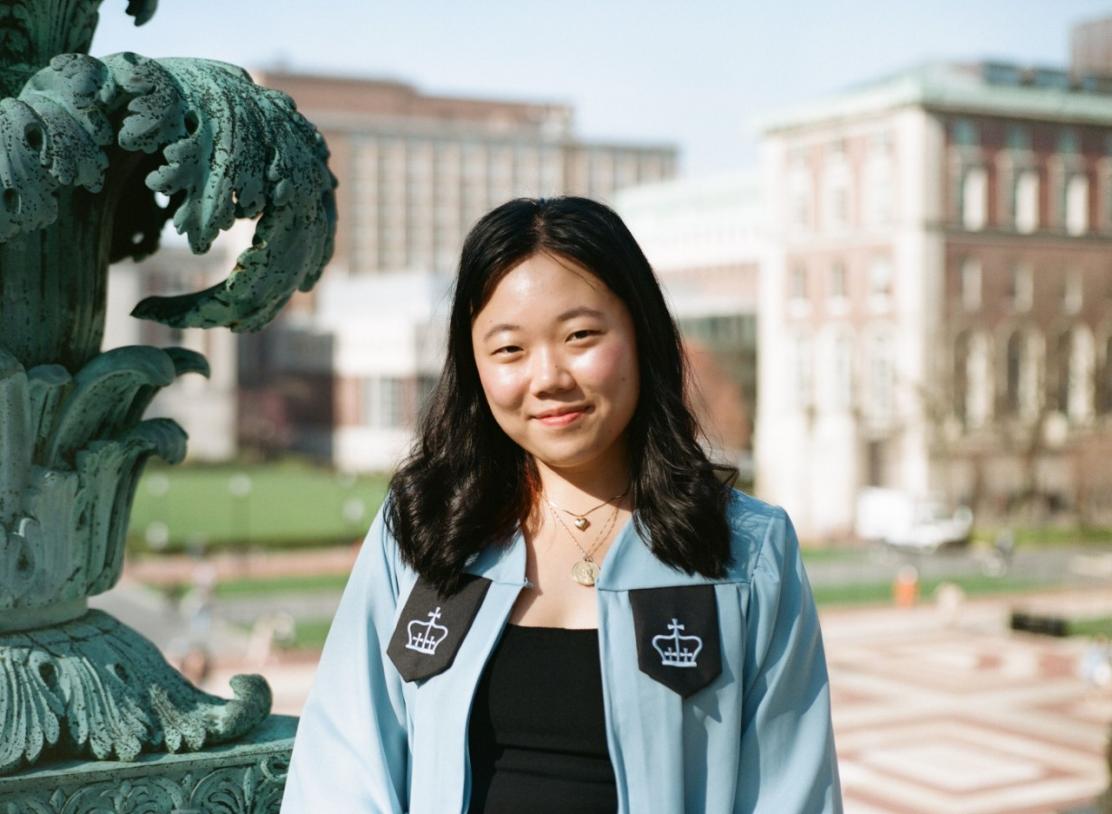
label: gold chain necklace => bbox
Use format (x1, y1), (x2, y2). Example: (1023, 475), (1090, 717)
(544, 486), (629, 532)
(546, 498), (619, 587)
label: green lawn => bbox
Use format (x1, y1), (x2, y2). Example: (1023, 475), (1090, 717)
(981, 525), (1112, 547)
(1069, 616), (1112, 638)
(280, 617), (336, 651)
(213, 572), (351, 599)
(128, 459), (391, 553)
(812, 574), (1053, 607)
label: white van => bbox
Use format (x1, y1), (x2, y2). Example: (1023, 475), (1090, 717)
(855, 488), (974, 552)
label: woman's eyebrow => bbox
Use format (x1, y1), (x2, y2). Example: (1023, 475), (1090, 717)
(481, 307), (605, 341)
(556, 306), (605, 322)
(480, 320), (518, 340)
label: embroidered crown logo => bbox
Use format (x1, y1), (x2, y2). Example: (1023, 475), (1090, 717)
(405, 607), (449, 655)
(652, 618), (703, 668)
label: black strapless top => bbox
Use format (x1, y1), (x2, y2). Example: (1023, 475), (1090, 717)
(467, 624), (618, 813)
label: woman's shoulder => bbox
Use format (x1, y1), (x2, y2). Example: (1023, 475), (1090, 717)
(354, 497), (419, 599)
(722, 487), (801, 585)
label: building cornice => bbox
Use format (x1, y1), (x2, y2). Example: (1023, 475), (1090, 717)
(759, 64), (1112, 134)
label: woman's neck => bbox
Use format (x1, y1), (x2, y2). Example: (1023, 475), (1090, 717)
(531, 457), (633, 517)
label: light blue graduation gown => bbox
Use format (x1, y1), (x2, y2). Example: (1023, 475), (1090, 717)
(281, 488), (843, 813)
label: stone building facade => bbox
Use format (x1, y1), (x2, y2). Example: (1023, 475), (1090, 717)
(757, 60), (1112, 540)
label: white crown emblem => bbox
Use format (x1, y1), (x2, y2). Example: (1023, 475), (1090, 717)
(652, 618), (702, 668)
(405, 607), (449, 655)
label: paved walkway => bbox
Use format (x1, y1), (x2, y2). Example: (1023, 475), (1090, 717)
(824, 590), (1112, 814)
(106, 574), (1112, 813)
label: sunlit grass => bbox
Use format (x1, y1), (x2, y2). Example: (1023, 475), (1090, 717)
(128, 459), (390, 553)
(812, 574), (1053, 607)
(1069, 616), (1112, 638)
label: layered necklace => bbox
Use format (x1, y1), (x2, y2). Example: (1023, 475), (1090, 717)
(544, 486), (629, 587)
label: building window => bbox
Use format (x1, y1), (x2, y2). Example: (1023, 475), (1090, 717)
(1063, 270), (1083, 314)
(1014, 169), (1039, 233)
(1066, 174), (1090, 235)
(866, 331), (894, 424)
(1004, 330), (1039, 420)
(865, 133), (894, 226)
(789, 164), (811, 231)
(790, 331), (813, 411)
(1006, 125), (1031, 152)
(961, 166), (988, 230)
(1059, 129), (1080, 155)
(960, 258), (982, 311)
(953, 119), (978, 147)
(789, 263), (808, 302)
(1009, 265), (1033, 312)
(968, 332), (991, 427)
(1071, 328), (1095, 421)
(819, 328), (854, 412)
(363, 377), (405, 429)
(831, 330), (854, 411)
(1049, 329), (1072, 415)
(953, 331), (970, 424)
(869, 258), (893, 301)
(825, 158), (851, 231)
(829, 261), (848, 302)
(865, 159), (894, 227)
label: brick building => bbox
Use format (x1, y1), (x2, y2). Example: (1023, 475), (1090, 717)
(758, 54), (1112, 540)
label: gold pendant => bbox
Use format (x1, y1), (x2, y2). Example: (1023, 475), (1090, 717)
(571, 559), (600, 587)
(574, 517), (590, 531)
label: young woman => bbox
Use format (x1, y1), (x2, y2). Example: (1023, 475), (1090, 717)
(281, 197), (842, 813)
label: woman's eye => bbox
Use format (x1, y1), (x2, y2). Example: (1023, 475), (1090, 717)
(493, 345), (521, 356)
(569, 330), (598, 341)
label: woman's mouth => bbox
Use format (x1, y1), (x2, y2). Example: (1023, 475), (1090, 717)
(535, 406), (591, 426)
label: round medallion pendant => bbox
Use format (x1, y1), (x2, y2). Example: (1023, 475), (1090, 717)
(571, 559), (600, 586)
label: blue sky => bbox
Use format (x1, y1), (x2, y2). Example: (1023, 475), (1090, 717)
(94, 1), (1112, 176)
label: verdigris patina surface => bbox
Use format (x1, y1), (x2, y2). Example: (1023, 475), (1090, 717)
(0, 0), (335, 797)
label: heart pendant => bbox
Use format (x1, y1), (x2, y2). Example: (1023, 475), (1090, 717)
(574, 517), (590, 531)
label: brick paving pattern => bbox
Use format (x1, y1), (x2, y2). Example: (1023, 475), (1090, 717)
(825, 591), (1112, 814)
(196, 586), (1112, 813)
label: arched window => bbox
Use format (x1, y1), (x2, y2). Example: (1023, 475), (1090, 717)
(1049, 329), (1072, 414)
(968, 332), (992, 427)
(789, 330), (814, 412)
(1005, 331), (1024, 416)
(830, 329), (854, 411)
(867, 330), (895, 424)
(1004, 330), (1040, 419)
(1069, 327), (1095, 421)
(953, 331), (970, 424)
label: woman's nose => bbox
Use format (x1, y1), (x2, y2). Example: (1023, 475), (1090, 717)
(530, 346), (573, 393)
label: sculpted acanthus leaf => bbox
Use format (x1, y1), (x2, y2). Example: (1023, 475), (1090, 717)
(0, 50), (336, 334)
(109, 52), (337, 331)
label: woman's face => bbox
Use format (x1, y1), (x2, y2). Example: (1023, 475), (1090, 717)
(471, 251), (640, 477)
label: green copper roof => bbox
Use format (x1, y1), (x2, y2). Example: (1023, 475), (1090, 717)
(759, 62), (1112, 132)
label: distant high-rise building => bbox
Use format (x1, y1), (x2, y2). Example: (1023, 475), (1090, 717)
(253, 70), (675, 279)
(240, 70), (679, 470)
(759, 61), (1112, 539)
(1071, 16), (1112, 80)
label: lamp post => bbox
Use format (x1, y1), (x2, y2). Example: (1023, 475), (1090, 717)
(0, 0), (337, 806)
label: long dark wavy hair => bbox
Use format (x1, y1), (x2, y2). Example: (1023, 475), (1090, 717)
(385, 196), (737, 594)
